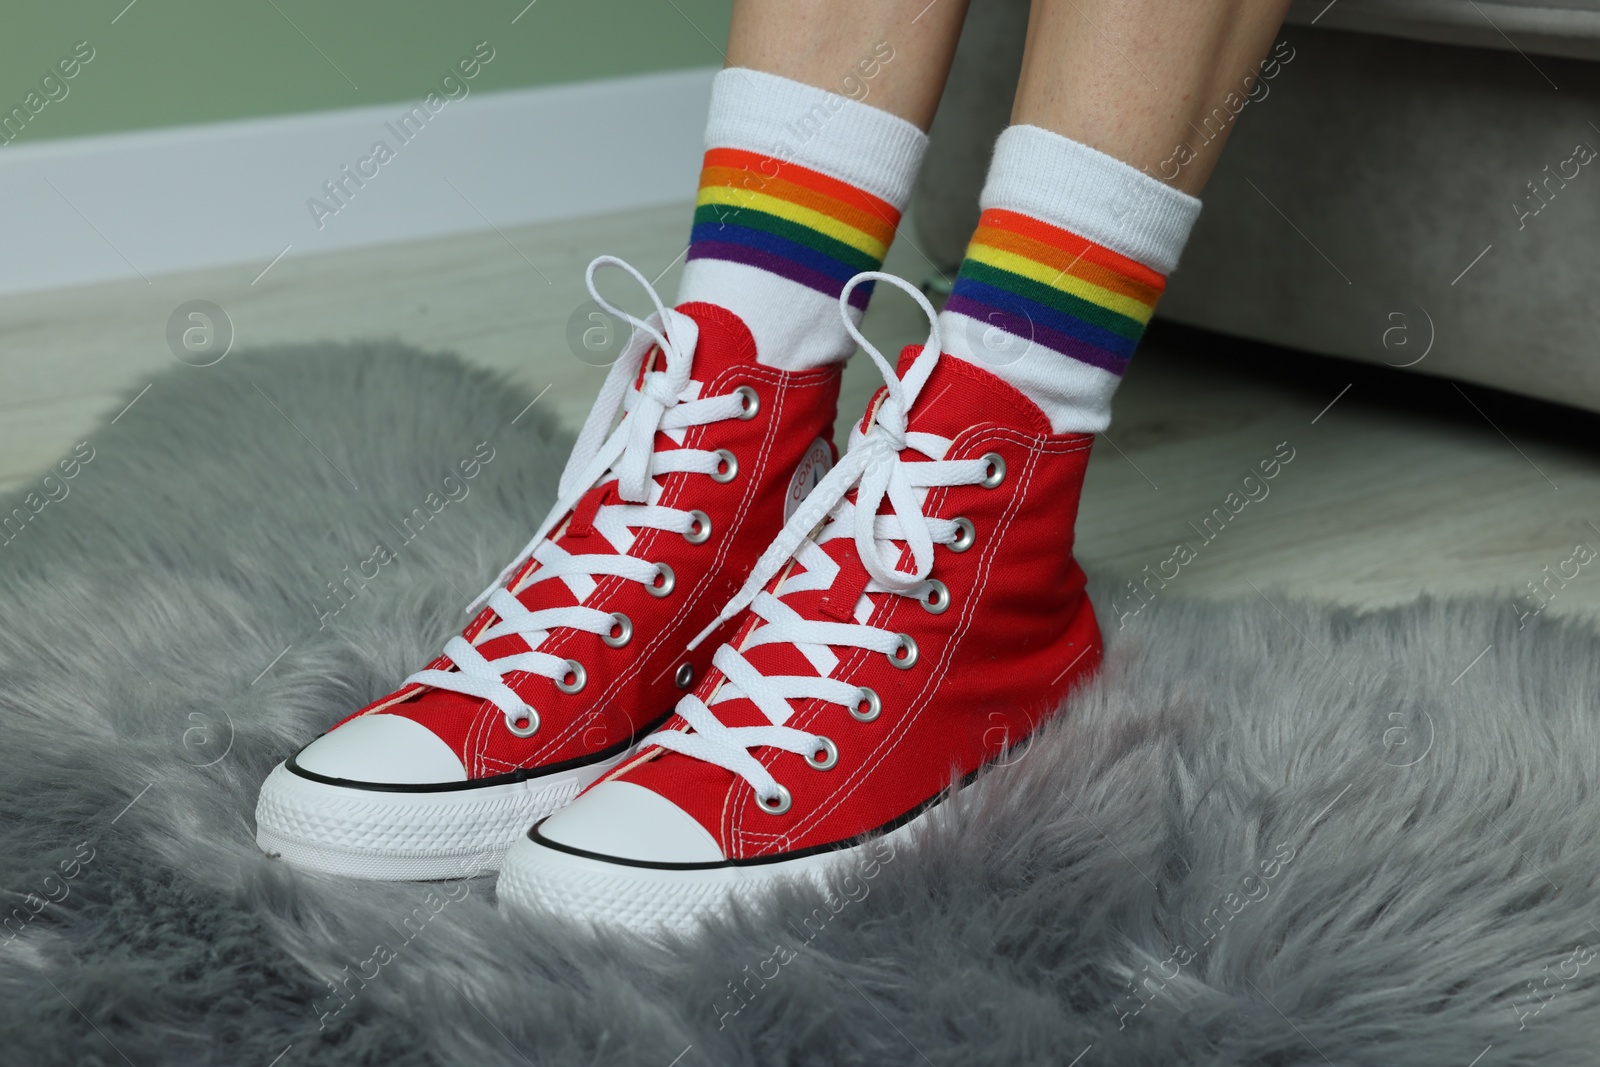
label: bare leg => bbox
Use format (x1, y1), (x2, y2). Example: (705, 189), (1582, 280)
(726, 0), (972, 130)
(1013, 0), (1293, 194)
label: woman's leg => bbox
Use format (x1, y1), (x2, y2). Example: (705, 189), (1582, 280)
(937, 0), (1293, 431)
(675, 0), (970, 370)
(726, 0), (971, 129)
(1013, 0), (1294, 194)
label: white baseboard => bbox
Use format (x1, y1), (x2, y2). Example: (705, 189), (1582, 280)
(0, 67), (717, 296)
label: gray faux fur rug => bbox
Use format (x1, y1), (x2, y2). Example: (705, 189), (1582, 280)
(3, 341), (1598, 1066)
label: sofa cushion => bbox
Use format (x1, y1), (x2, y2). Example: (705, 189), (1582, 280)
(1288, 0), (1600, 59)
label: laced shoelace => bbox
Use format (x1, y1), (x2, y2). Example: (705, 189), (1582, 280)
(403, 256), (754, 737)
(644, 272), (998, 811)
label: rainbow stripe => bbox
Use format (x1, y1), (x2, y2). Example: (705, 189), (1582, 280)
(687, 147), (900, 309)
(944, 208), (1166, 376)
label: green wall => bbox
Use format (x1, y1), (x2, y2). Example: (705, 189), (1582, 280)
(0, 0), (732, 144)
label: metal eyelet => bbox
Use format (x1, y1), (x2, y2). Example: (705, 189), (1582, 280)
(646, 562), (675, 598)
(920, 579), (951, 615)
(683, 509), (711, 544)
(674, 662), (695, 689)
(888, 633), (919, 670)
(734, 385), (760, 420)
(980, 452), (1006, 489)
(504, 708), (539, 737)
(851, 687), (881, 722)
(757, 784), (792, 815)
(711, 449), (738, 483)
(555, 659), (586, 694)
(602, 612), (632, 648)
(949, 517), (975, 553)
(805, 736), (838, 770)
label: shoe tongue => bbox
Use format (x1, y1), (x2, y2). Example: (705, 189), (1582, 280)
(672, 301), (759, 376)
(629, 301), (757, 389)
(882, 344), (1053, 441)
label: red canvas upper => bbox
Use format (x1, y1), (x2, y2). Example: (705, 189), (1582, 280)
(339, 302), (843, 780)
(599, 349), (1103, 858)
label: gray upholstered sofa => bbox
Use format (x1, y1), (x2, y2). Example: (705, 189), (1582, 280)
(914, 0), (1600, 413)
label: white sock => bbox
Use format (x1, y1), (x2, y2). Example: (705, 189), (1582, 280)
(676, 68), (928, 370)
(937, 124), (1202, 432)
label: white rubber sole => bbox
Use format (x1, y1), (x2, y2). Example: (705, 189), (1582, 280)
(495, 804), (931, 936)
(254, 754), (629, 881)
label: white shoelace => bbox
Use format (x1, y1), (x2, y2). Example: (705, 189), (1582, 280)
(404, 257), (751, 736)
(645, 272), (995, 808)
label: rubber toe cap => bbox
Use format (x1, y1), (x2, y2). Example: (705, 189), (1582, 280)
(537, 781), (724, 864)
(292, 714), (467, 785)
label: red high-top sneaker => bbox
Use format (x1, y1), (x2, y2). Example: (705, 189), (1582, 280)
(496, 273), (1102, 932)
(255, 259), (841, 879)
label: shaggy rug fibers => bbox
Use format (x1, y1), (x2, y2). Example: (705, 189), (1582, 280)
(2, 342), (1598, 1066)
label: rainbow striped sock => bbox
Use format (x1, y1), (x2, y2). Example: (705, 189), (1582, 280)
(676, 69), (926, 371)
(687, 147), (899, 313)
(939, 125), (1201, 432)
(944, 208), (1164, 379)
